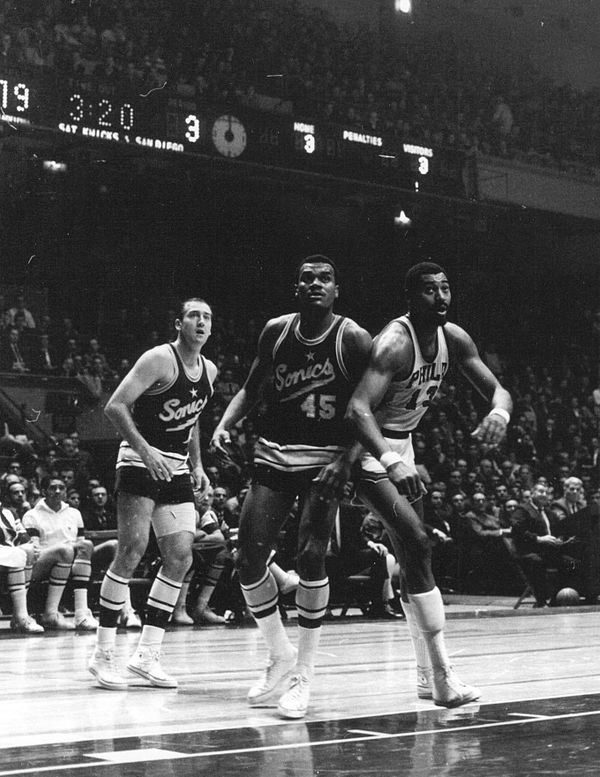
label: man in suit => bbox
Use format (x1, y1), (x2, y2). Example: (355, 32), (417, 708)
(550, 477), (586, 521)
(511, 482), (579, 607)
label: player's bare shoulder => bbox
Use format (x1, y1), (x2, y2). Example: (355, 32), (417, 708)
(257, 313), (295, 356)
(443, 322), (478, 361)
(340, 317), (373, 377)
(135, 343), (177, 387)
(371, 317), (415, 377)
(203, 357), (219, 388)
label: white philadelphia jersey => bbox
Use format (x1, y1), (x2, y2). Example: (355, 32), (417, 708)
(376, 315), (449, 432)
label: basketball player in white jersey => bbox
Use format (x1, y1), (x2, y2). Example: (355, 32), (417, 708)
(346, 261), (512, 708)
(88, 297), (216, 690)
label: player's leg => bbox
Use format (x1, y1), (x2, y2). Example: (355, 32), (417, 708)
(277, 489), (336, 719)
(72, 537), (98, 631)
(93, 540), (141, 629)
(89, 492), (153, 689)
(192, 545), (230, 625)
(237, 482), (298, 706)
(2, 546), (43, 633)
(126, 499), (196, 688)
(359, 478), (480, 708)
(33, 543), (76, 630)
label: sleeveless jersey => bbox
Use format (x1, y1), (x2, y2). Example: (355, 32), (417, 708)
(376, 315), (449, 432)
(256, 313), (353, 472)
(116, 344), (213, 475)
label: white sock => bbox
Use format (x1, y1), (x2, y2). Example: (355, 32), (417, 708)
(241, 569), (294, 659)
(403, 600), (430, 673)
(407, 587), (450, 672)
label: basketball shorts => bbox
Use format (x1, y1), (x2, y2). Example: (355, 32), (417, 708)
(359, 432), (415, 484)
(114, 466), (196, 537)
(253, 463), (324, 497)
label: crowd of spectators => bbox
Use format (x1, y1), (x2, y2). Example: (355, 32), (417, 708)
(1, 280), (599, 630)
(1, 0), (600, 174)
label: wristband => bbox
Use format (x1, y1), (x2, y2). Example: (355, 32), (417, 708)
(380, 451), (403, 470)
(488, 408), (510, 424)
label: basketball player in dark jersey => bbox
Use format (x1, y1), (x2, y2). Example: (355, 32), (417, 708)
(211, 256), (372, 719)
(346, 261), (513, 708)
(89, 298), (216, 690)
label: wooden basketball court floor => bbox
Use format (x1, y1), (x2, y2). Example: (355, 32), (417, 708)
(2, 609), (600, 776)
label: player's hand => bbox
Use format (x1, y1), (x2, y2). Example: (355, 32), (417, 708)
(367, 540), (388, 557)
(192, 467), (210, 498)
(471, 412), (508, 445)
(387, 461), (427, 502)
(140, 445), (174, 481)
(210, 428), (232, 459)
(313, 457), (352, 502)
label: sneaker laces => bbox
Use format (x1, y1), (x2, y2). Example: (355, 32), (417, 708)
(285, 674), (309, 698)
(99, 648), (120, 671)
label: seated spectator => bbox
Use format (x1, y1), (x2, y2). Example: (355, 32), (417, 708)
(23, 475), (98, 630)
(424, 490), (458, 591)
(1, 326), (30, 372)
(173, 485), (233, 625)
(550, 476), (586, 520)
(214, 368), (240, 407)
(464, 492), (516, 594)
(81, 483), (141, 629)
(511, 482), (581, 607)
(3, 478), (30, 522)
(5, 294), (36, 329)
(0, 498), (44, 633)
(82, 484), (115, 530)
(31, 333), (59, 374)
(223, 483), (250, 529)
(326, 500), (401, 619)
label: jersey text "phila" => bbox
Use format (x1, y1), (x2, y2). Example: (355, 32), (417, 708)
(408, 361), (448, 388)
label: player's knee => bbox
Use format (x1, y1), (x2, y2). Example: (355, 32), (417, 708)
(76, 538), (94, 558)
(57, 543), (75, 564)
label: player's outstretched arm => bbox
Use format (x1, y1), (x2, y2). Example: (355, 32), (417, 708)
(104, 346), (176, 481)
(446, 323), (513, 445)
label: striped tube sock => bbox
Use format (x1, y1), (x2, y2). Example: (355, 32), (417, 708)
(45, 562), (72, 614)
(295, 577), (330, 679)
(7, 567), (28, 620)
(145, 569), (182, 628)
(99, 569), (131, 628)
(241, 568), (293, 658)
(72, 557), (92, 616)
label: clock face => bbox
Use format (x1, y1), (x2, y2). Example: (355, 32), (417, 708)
(212, 114), (247, 158)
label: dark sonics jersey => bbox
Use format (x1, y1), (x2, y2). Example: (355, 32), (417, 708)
(116, 344), (213, 475)
(256, 313), (354, 472)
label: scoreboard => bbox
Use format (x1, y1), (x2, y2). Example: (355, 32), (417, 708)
(0, 67), (467, 197)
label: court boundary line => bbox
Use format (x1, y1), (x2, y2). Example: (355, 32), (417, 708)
(1, 688), (599, 752)
(3, 705), (600, 776)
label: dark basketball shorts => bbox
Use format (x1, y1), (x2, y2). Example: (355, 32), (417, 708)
(115, 466), (194, 505)
(252, 463), (324, 497)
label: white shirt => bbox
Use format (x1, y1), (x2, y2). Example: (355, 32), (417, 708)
(23, 499), (83, 547)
